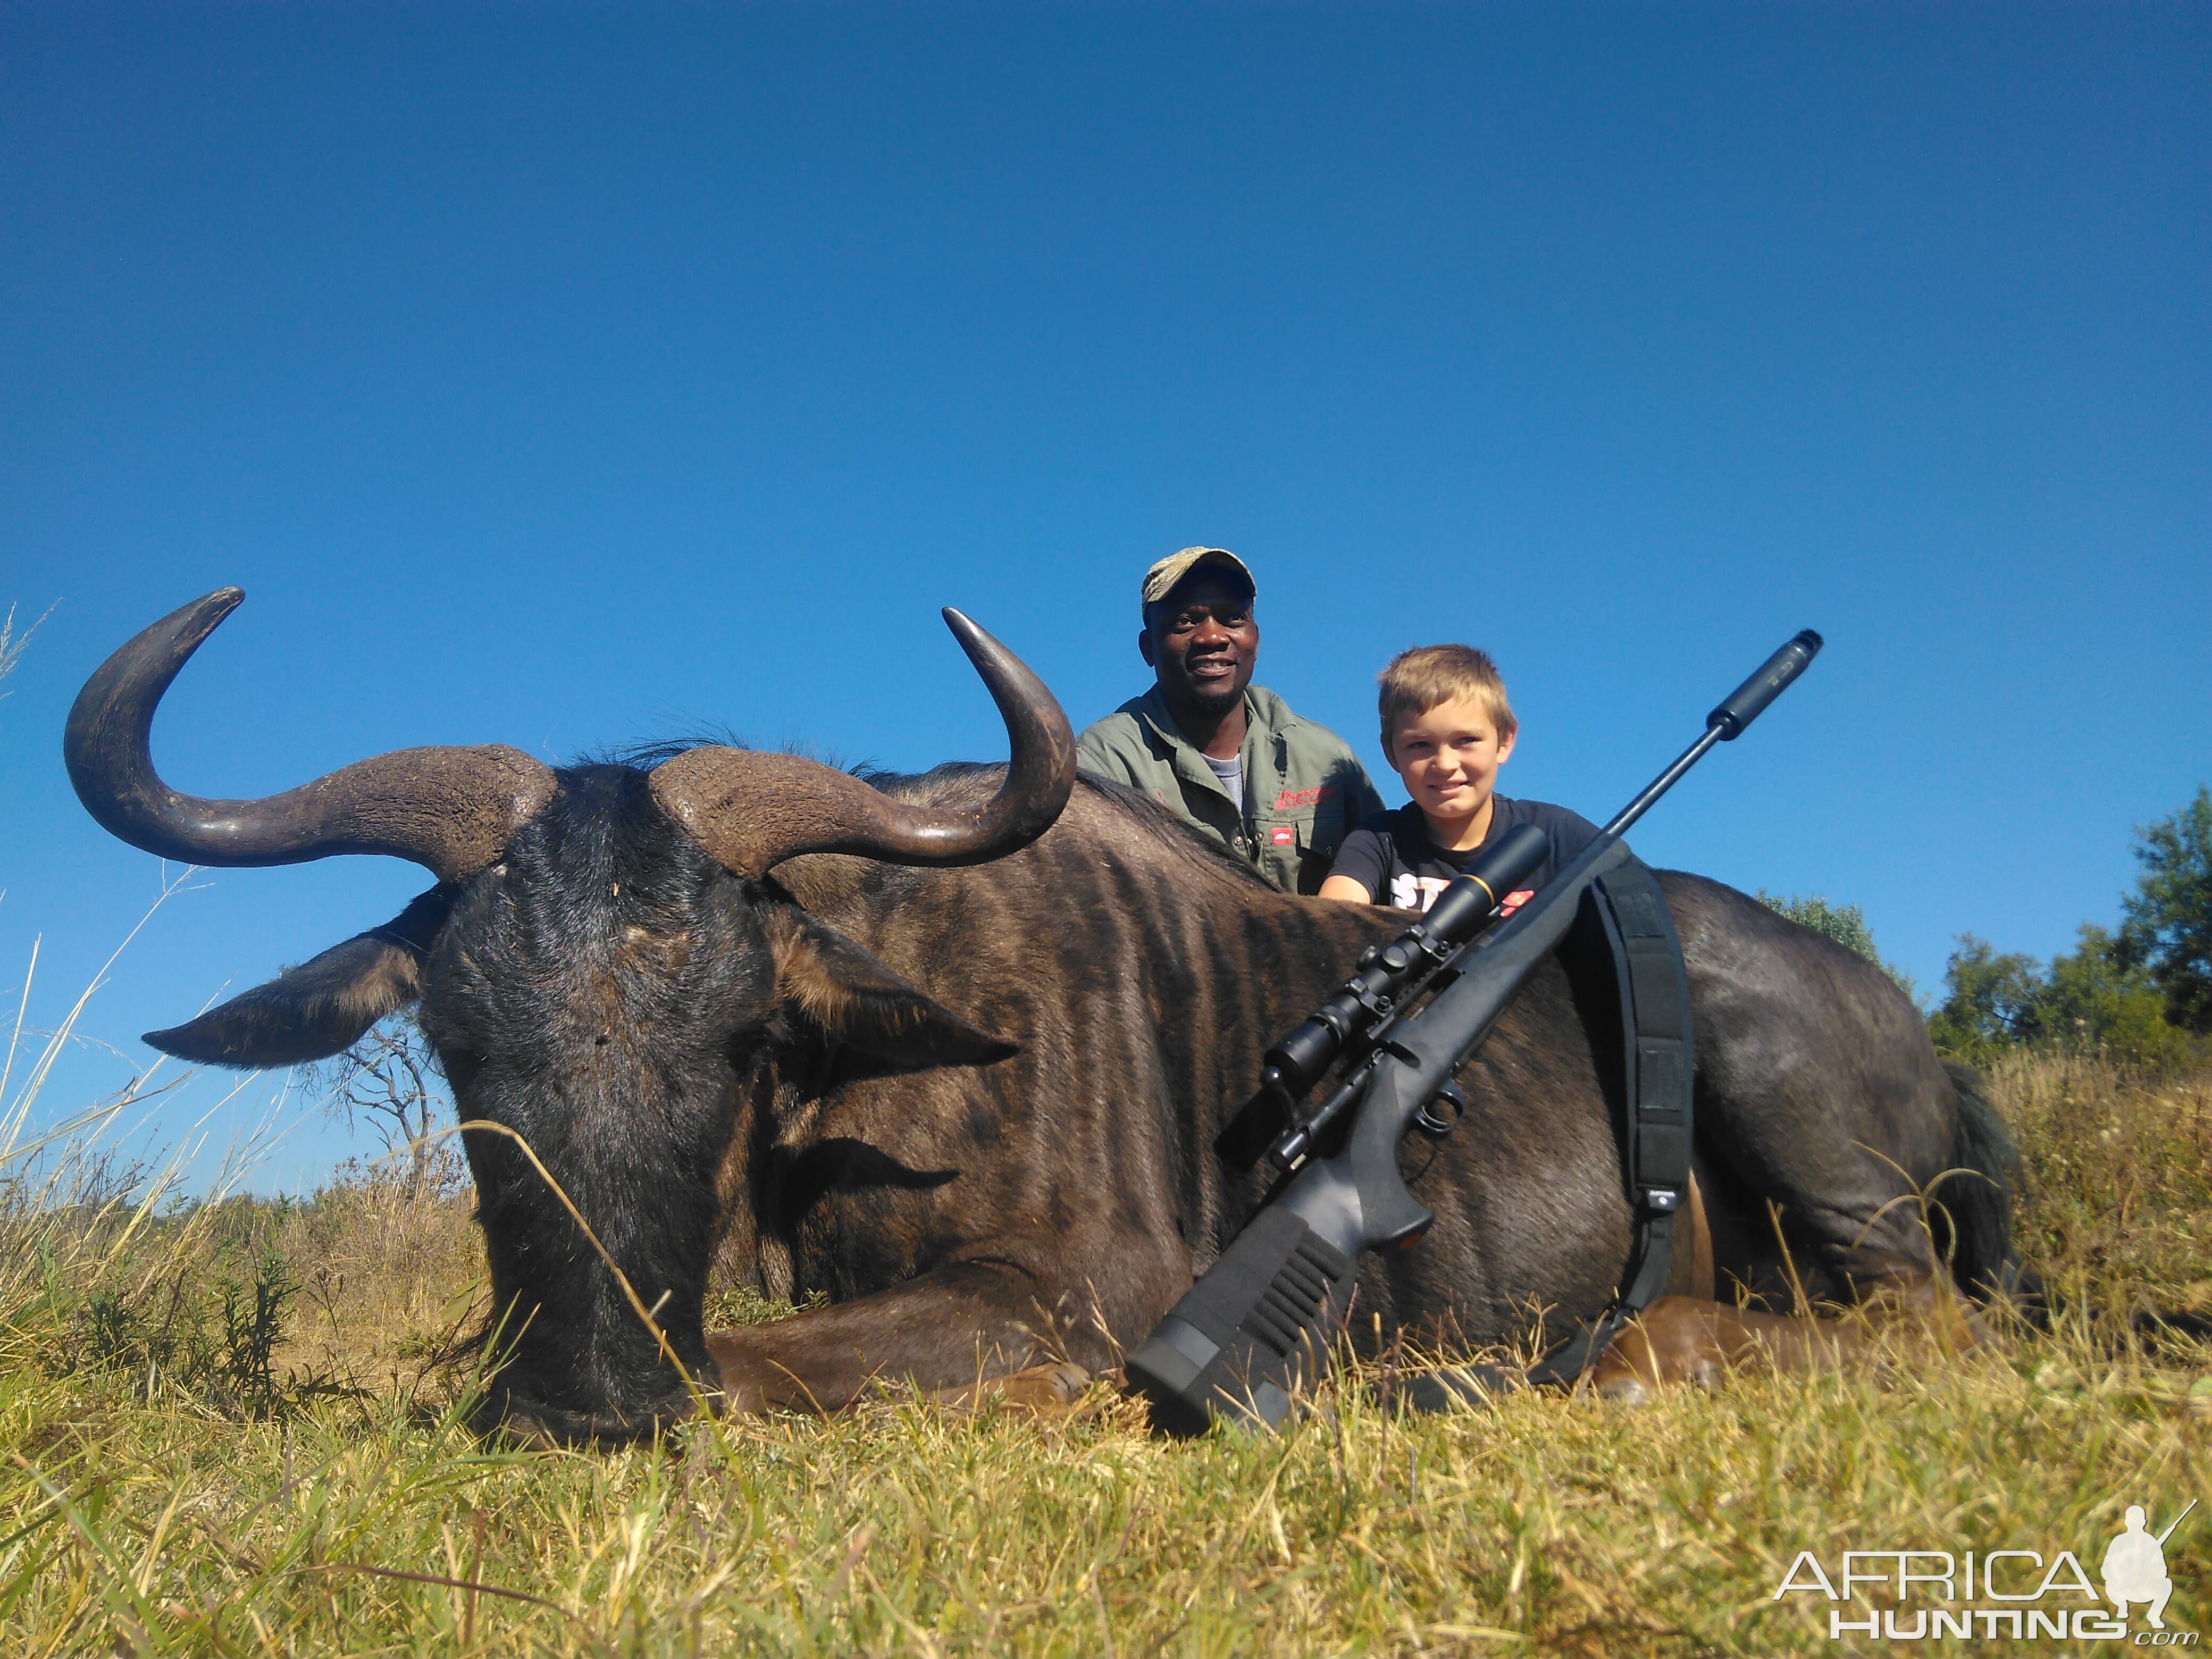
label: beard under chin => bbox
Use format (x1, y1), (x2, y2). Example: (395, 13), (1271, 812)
(1179, 678), (1245, 719)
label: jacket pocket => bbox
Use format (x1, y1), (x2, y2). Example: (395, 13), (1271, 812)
(1278, 805), (1346, 895)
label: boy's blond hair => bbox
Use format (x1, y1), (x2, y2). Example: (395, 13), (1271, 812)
(1377, 644), (1517, 761)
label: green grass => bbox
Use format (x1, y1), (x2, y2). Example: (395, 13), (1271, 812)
(3, 1053), (2208, 1656)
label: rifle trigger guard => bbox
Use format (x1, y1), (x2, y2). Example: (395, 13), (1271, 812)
(1413, 1079), (1467, 1140)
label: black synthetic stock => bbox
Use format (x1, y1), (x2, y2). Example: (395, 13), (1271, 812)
(1126, 1206), (1356, 1435)
(1706, 630), (1823, 739)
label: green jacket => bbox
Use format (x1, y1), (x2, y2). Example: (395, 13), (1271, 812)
(1076, 685), (1387, 894)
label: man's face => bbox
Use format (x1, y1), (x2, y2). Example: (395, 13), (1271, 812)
(1139, 575), (1259, 719)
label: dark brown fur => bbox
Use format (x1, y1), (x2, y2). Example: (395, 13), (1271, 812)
(696, 772), (2020, 1423)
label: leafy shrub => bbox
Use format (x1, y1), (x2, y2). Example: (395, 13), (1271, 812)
(51, 1235), (358, 1420)
(1922, 787), (2208, 1069)
(1928, 926), (2198, 1069)
(2116, 783), (2212, 1033)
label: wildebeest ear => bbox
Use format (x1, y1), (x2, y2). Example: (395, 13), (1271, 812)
(145, 887), (454, 1069)
(764, 909), (1017, 1070)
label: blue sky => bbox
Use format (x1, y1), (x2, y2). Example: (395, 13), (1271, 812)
(3, 3), (2206, 1193)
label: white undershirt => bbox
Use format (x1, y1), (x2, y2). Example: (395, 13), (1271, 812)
(1202, 751), (1245, 816)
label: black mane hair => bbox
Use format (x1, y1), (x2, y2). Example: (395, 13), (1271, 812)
(586, 744), (1275, 893)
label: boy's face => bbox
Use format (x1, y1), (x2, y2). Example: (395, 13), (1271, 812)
(1388, 697), (1517, 826)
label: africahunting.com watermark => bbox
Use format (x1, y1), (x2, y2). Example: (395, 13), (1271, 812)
(1772, 1500), (2198, 1644)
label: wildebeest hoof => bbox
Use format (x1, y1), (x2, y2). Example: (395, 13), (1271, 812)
(1590, 1369), (1658, 1405)
(1583, 1299), (1733, 1400)
(1008, 1360), (1092, 1409)
(934, 1361), (1093, 1417)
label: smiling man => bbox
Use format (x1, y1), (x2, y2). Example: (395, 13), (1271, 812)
(1076, 547), (1384, 894)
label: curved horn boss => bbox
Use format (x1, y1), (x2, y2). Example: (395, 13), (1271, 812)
(650, 607), (1076, 877)
(64, 588), (557, 882)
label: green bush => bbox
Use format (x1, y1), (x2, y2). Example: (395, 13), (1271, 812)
(1922, 787), (2209, 1069)
(1924, 935), (2043, 1058)
(1927, 926), (2196, 1069)
(2116, 783), (2212, 1033)
(43, 1204), (361, 1421)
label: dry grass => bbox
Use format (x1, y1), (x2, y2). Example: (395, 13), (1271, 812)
(271, 1156), (488, 1407)
(2, 1053), (2208, 1656)
(1993, 1049), (2212, 1322)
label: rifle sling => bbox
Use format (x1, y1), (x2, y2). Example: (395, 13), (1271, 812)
(1522, 863), (1695, 1388)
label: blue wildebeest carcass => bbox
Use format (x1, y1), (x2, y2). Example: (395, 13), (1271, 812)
(66, 589), (2027, 1443)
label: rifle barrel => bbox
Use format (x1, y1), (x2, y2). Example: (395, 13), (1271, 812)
(1603, 630), (1823, 839)
(1602, 725), (1725, 840)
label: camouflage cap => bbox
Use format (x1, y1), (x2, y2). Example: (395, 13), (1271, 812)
(1140, 547), (1256, 611)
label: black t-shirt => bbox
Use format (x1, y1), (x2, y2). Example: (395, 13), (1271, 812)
(1327, 797), (1605, 914)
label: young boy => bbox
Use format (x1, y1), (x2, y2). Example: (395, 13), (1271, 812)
(1320, 644), (1602, 914)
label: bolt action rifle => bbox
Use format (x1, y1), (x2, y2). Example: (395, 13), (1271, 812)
(1125, 631), (1824, 1435)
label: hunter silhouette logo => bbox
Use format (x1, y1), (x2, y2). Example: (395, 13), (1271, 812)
(1771, 1497), (2199, 1643)
(2107, 1502), (2195, 1632)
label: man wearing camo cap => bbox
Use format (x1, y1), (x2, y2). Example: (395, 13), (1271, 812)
(1077, 547), (1385, 895)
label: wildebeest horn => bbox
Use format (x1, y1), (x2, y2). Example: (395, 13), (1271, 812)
(65, 588), (558, 882)
(649, 608), (1076, 877)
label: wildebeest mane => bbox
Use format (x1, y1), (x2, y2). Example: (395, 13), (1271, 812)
(870, 764), (1278, 895)
(589, 732), (814, 771)
(599, 742), (1276, 896)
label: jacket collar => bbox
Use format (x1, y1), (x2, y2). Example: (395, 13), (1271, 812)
(1135, 684), (1298, 808)
(1134, 683), (1295, 753)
